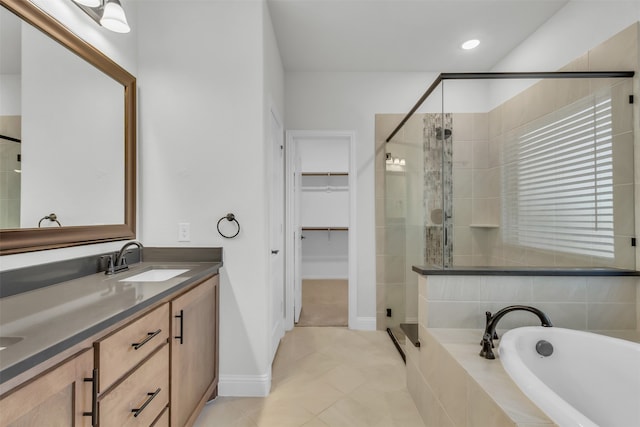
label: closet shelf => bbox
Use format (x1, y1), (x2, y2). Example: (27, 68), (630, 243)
(301, 172), (349, 176)
(302, 227), (349, 231)
(301, 186), (349, 192)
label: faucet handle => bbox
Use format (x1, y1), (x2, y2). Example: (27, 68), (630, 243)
(101, 254), (115, 275)
(483, 311), (499, 340)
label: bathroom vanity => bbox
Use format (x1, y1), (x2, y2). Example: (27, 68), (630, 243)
(0, 248), (221, 427)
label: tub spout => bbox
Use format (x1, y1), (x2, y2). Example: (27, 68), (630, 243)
(479, 305), (553, 359)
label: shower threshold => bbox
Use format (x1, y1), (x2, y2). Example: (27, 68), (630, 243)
(400, 323), (420, 348)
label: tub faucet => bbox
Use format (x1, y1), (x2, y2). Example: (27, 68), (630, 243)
(479, 305), (553, 359)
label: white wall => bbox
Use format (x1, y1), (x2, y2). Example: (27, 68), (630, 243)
(136, 0), (281, 396)
(0, 75), (20, 115)
(489, 0), (640, 108)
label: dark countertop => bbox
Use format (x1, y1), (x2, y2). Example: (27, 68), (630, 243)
(412, 265), (640, 276)
(0, 247), (222, 385)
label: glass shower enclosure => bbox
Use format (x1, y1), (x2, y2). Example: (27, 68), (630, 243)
(376, 71), (636, 356)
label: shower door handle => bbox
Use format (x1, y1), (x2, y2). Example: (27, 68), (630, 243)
(271, 250), (279, 254)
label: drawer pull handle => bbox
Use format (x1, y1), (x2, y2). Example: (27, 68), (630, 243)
(131, 388), (161, 418)
(83, 368), (98, 426)
(175, 310), (184, 344)
(131, 329), (162, 350)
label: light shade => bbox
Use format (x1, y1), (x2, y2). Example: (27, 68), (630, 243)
(100, 0), (130, 33)
(461, 39), (480, 50)
(74, 0), (101, 7)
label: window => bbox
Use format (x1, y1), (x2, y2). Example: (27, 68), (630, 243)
(503, 91), (614, 259)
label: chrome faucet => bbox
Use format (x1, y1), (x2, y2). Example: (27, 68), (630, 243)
(104, 241), (144, 275)
(479, 305), (553, 359)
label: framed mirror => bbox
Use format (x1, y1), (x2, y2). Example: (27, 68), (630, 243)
(0, 0), (136, 255)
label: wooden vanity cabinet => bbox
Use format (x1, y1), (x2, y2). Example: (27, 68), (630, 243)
(0, 273), (219, 427)
(171, 275), (219, 427)
(0, 348), (94, 427)
(94, 303), (170, 426)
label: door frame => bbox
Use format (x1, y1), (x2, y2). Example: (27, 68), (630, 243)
(268, 103), (285, 363)
(284, 130), (357, 330)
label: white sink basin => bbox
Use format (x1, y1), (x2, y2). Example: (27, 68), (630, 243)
(119, 269), (189, 282)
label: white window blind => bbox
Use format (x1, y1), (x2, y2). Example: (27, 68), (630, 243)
(503, 91), (614, 259)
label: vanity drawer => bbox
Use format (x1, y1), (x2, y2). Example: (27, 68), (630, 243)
(98, 344), (169, 427)
(151, 406), (170, 427)
(95, 303), (169, 391)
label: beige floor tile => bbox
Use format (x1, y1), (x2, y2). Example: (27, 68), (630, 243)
(317, 396), (394, 427)
(193, 397), (263, 426)
(230, 415), (260, 427)
(248, 399), (316, 427)
(194, 327), (424, 427)
(302, 418), (330, 427)
(320, 364), (368, 394)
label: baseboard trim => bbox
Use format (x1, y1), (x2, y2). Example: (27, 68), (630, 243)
(349, 316), (376, 331)
(218, 373), (271, 397)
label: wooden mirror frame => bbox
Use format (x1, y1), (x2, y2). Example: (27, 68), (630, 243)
(0, 0), (136, 255)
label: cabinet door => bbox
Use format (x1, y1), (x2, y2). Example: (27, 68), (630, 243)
(0, 348), (94, 427)
(170, 275), (218, 427)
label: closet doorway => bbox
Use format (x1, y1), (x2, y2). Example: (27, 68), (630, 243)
(285, 131), (356, 330)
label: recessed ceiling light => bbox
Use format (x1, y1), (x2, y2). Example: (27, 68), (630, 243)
(461, 39), (480, 50)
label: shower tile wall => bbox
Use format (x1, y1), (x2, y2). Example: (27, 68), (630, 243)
(423, 114), (453, 268)
(482, 24), (637, 269)
(451, 113), (494, 267)
(452, 23), (638, 270)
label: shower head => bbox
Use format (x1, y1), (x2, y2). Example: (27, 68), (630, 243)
(435, 127), (452, 140)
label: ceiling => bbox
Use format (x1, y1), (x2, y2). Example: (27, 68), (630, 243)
(267, 0), (570, 72)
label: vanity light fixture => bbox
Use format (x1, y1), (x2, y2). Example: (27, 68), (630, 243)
(72, 0), (130, 33)
(461, 39), (480, 50)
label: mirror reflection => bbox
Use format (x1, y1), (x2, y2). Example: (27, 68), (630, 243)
(0, 5), (125, 230)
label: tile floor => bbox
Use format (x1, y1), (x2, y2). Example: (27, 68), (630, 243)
(193, 327), (425, 427)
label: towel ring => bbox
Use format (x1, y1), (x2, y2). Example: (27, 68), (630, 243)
(38, 213), (62, 227)
(217, 213), (240, 239)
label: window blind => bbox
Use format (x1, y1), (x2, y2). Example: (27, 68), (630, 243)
(503, 91), (614, 259)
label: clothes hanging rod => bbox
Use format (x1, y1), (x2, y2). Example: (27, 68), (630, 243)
(0, 134), (21, 143)
(385, 70), (635, 143)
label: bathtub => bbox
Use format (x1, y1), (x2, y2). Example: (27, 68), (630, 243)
(498, 327), (640, 427)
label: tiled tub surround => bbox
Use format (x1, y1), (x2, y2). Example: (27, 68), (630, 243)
(417, 273), (639, 331)
(407, 271), (640, 426)
(406, 328), (554, 427)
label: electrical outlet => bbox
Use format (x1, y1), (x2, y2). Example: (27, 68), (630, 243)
(178, 223), (190, 242)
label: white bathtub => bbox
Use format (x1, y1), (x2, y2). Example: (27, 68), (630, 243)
(499, 326), (640, 427)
